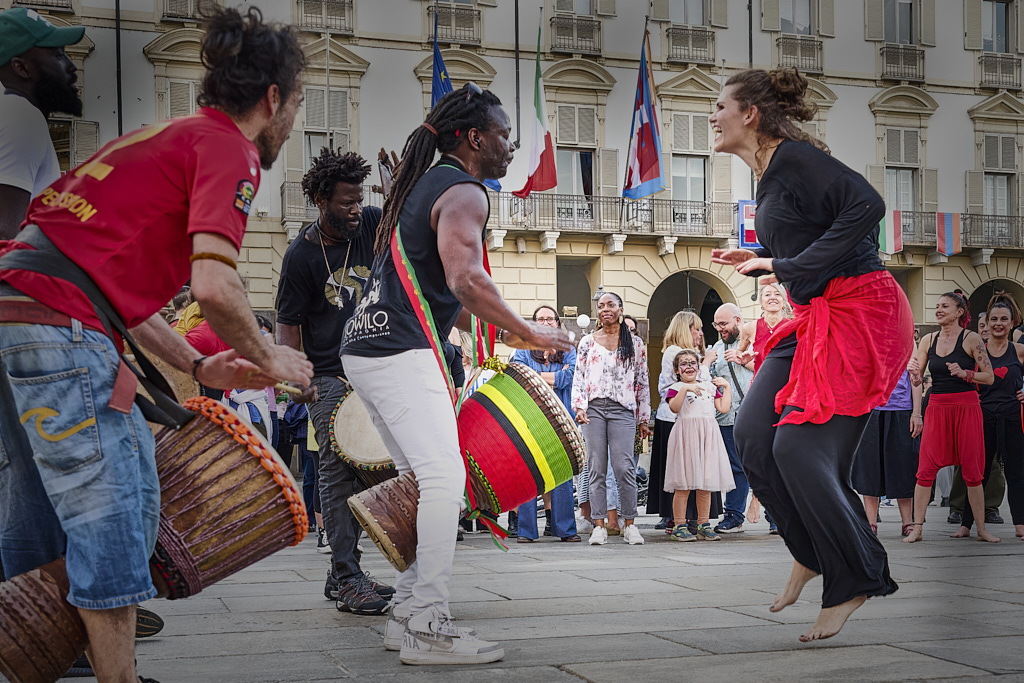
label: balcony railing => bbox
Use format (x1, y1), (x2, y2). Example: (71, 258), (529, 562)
(666, 26), (715, 65)
(487, 192), (735, 238)
(962, 214), (1024, 249)
(897, 211), (937, 246)
(551, 15), (602, 55)
(13, 0), (72, 9)
(280, 182), (383, 225)
(430, 4), (481, 44)
(980, 52), (1022, 90)
(297, 0), (354, 33)
(776, 35), (822, 74)
(880, 44), (925, 81)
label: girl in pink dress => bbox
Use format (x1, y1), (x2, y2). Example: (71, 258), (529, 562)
(664, 349), (736, 541)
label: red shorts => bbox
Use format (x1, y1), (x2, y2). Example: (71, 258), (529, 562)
(917, 392), (985, 487)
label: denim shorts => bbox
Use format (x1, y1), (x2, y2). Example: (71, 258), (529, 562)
(0, 319), (159, 609)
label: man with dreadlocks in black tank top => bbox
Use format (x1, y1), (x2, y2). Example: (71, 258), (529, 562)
(340, 82), (570, 665)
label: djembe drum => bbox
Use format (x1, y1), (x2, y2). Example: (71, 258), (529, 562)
(330, 388), (397, 488)
(0, 398), (308, 683)
(349, 362), (584, 572)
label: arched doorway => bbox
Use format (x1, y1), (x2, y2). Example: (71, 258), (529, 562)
(646, 270), (735, 409)
(968, 279), (1024, 331)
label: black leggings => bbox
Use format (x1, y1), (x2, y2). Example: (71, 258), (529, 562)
(734, 354), (898, 608)
(962, 412), (1024, 529)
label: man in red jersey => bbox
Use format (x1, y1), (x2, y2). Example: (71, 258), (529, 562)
(0, 8), (311, 682)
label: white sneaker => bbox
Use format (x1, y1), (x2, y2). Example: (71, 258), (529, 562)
(589, 526), (608, 545)
(623, 525), (645, 545)
(399, 606), (504, 665)
(576, 516), (593, 534)
(383, 602), (476, 651)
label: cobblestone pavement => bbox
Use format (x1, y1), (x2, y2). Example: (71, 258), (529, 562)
(82, 502), (1023, 682)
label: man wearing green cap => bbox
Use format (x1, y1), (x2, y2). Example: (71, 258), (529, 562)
(0, 7), (85, 240)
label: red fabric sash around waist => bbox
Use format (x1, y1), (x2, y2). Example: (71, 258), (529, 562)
(763, 270), (914, 426)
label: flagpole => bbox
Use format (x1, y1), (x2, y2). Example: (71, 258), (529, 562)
(619, 15), (652, 234)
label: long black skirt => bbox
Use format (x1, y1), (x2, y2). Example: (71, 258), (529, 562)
(851, 409), (919, 499)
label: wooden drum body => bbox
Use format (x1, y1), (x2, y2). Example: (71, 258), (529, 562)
(330, 388), (397, 488)
(349, 362), (585, 571)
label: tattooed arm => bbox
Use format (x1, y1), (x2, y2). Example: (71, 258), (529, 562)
(947, 331), (994, 385)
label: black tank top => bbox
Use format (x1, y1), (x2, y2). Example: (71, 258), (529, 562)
(979, 342), (1024, 417)
(928, 329), (976, 395)
(342, 158), (486, 357)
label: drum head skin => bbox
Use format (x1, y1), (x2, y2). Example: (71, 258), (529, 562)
(333, 392), (393, 468)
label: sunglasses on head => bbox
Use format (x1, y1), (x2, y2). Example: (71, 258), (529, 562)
(464, 81), (482, 102)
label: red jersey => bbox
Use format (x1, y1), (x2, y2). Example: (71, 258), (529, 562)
(0, 107), (260, 330)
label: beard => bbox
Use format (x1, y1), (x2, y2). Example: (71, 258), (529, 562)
(322, 209), (360, 240)
(721, 327), (739, 344)
(254, 107), (292, 170)
(34, 70), (82, 117)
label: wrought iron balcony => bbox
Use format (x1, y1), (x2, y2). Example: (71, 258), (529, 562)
(488, 192), (735, 238)
(430, 4), (481, 45)
(880, 44), (925, 81)
(13, 0), (72, 10)
(550, 15), (602, 55)
(297, 0), (354, 33)
(897, 211), (937, 246)
(962, 214), (1024, 249)
(776, 35), (822, 74)
(980, 53), (1022, 90)
(666, 26), (715, 65)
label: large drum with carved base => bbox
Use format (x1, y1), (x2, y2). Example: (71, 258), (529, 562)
(330, 387), (397, 488)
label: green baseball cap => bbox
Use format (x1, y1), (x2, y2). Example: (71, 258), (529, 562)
(0, 8), (85, 67)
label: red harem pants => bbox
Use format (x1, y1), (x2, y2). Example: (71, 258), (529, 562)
(917, 392), (985, 487)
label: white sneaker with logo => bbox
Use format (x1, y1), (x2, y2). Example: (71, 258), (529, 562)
(383, 602), (477, 651)
(589, 526), (608, 545)
(399, 606), (504, 665)
(623, 524), (645, 545)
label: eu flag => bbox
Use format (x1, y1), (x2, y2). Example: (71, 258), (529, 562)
(431, 14), (453, 108)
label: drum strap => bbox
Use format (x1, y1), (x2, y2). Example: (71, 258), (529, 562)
(391, 225), (508, 547)
(0, 225), (195, 429)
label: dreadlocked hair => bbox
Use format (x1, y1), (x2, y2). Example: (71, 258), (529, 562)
(373, 83), (503, 254)
(301, 148), (371, 204)
(987, 290), (1023, 328)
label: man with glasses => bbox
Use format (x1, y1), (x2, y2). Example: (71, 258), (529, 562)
(709, 303), (755, 533)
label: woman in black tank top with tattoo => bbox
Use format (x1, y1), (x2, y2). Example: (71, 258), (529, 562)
(907, 292), (997, 543)
(959, 293), (1024, 540)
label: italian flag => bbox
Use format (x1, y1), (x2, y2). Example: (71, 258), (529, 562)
(879, 210), (903, 254)
(513, 23), (556, 198)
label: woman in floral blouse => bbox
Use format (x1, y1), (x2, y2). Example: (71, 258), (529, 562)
(572, 292), (651, 546)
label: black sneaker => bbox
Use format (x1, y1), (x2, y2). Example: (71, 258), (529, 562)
(135, 607), (165, 638)
(714, 516), (745, 534)
(947, 510), (963, 525)
(325, 571), (340, 600)
(139, 677), (161, 683)
(543, 510), (553, 536)
(986, 511), (1005, 524)
(506, 511), (518, 538)
(65, 654), (92, 678)
(362, 571), (395, 600)
(317, 527), (331, 554)
(336, 575), (388, 615)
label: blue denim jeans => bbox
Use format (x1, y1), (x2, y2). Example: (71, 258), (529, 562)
(0, 320), (159, 609)
(516, 479), (578, 539)
(721, 425), (750, 522)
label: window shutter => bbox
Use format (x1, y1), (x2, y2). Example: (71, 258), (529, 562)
(761, 0), (780, 31)
(903, 129), (919, 165)
(598, 147), (619, 196)
(1019, 0), (1024, 53)
(596, 0), (616, 16)
(577, 106), (597, 146)
(709, 0), (728, 28)
(285, 129), (305, 179)
(72, 120), (100, 166)
(305, 87), (326, 128)
(692, 114), (709, 151)
(1002, 135), (1016, 170)
(713, 153), (732, 204)
(921, 168), (938, 213)
(478, 0), (497, 6)
(168, 80), (193, 119)
(964, 0), (983, 50)
(662, 151), (673, 194)
(556, 105), (577, 144)
(985, 134), (1001, 169)
(333, 131), (351, 154)
(329, 89), (348, 130)
(864, 0), (884, 41)
(920, 0), (935, 46)
(802, 121), (818, 137)
(818, 0), (835, 37)
(651, 0), (670, 22)
(555, 0), (573, 12)
(966, 170), (986, 214)
(866, 164), (886, 197)
(885, 128), (903, 163)
(673, 113), (690, 151)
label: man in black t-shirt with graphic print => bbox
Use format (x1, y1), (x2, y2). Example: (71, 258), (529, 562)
(275, 149), (393, 615)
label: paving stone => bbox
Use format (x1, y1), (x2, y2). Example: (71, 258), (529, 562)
(897, 635), (1024, 675)
(312, 665), (583, 682)
(136, 626), (381, 659)
(140, 651), (349, 682)
(723, 593), (1022, 625)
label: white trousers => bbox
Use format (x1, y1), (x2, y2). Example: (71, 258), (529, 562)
(343, 350), (465, 616)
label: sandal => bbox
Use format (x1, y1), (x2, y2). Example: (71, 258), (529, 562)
(901, 524), (914, 537)
(869, 524), (878, 535)
(516, 537), (535, 543)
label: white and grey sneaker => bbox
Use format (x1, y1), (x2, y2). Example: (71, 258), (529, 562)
(589, 526), (608, 545)
(383, 602), (476, 651)
(576, 516), (594, 534)
(623, 524), (645, 545)
(316, 527), (331, 554)
(399, 606), (504, 665)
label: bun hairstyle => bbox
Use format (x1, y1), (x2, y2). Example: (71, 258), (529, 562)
(197, 5), (305, 117)
(724, 67), (828, 155)
(986, 290), (1023, 328)
(941, 290), (972, 329)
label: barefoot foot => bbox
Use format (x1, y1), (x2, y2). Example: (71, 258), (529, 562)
(798, 596), (867, 642)
(977, 529), (1001, 544)
(902, 527), (923, 543)
(1014, 524), (1023, 538)
(771, 561), (818, 613)
(950, 526), (971, 538)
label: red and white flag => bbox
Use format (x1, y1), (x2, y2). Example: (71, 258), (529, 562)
(513, 21), (556, 198)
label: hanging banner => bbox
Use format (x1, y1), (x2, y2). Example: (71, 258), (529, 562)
(738, 199), (761, 250)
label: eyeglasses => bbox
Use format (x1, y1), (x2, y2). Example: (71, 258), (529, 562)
(535, 317), (558, 323)
(711, 321), (732, 329)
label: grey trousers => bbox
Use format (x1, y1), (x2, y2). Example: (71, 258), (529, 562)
(583, 398), (639, 520)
